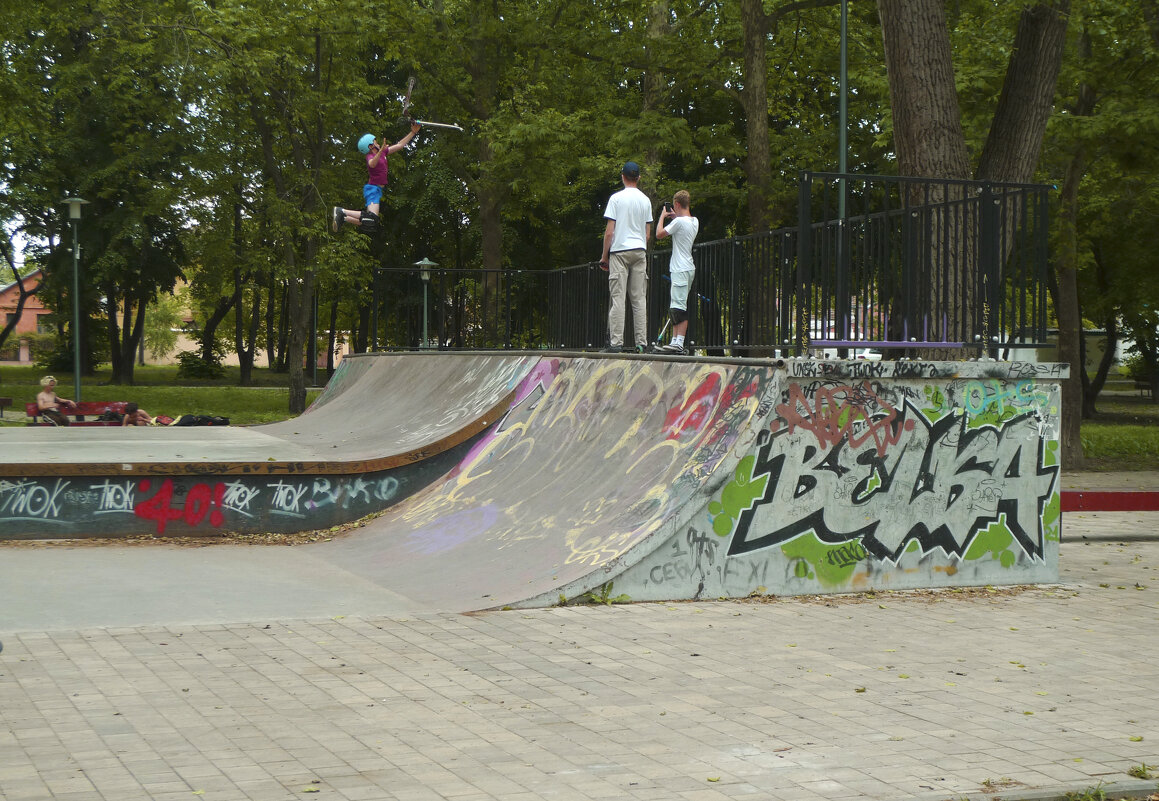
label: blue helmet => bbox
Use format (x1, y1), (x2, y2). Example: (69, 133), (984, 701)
(357, 134), (376, 154)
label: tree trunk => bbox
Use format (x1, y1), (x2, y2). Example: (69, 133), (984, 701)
(877, 0), (970, 180)
(266, 273), (279, 369)
(1053, 148), (1086, 470)
(326, 297), (339, 377)
(1052, 31), (1097, 467)
(477, 166), (504, 346)
(975, 1), (1070, 184)
(1083, 313), (1116, 419)
(200, 293), (236, 364)
(740, 0), (772, 233)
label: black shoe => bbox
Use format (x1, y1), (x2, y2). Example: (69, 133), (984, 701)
(331, 207), (343, 232)
(601, 346), (624, 353)
(633, 343), (647, 354)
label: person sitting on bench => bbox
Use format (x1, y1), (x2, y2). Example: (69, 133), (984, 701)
(36, 376), (77, 426)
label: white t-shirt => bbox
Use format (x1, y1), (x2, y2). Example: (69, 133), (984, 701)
(604, 186), (652, 252)
(666, 215), (699, 273)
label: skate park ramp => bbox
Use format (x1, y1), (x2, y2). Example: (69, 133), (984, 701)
(311, 355), (1065, 612)
(0, 353), (536, 537)
(310, 356), (776, 612)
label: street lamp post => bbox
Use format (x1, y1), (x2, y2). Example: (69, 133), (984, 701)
(415, 257), (436, 349)
(64, 197), (89, 403)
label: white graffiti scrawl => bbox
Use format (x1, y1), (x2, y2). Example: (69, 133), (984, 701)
(0, 477), (71, 521)
(728, 399), (1057, 562)
(92, 480), (136, 515)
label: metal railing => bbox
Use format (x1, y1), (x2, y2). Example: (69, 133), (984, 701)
(370, 173), (1051, 355)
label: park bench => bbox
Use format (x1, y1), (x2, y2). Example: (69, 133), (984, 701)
(1137, 380), (1155, 401)
(25, 400), (129, 426)
(0, 396), (12, 418)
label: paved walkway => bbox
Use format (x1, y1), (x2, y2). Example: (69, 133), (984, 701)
(2, 503), (1158, 799)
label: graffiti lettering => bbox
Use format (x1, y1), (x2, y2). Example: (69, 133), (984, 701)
(221, 481), (261, 516)
(269, 479), (310, 516)
(826, 540), (868, 567)
(0, 478), (70, 520)
(963, 379), (1046, 417)
(93, 480), (136, 515)
(686, 526), (719, 573)
(729, 399), (1057, 562)
(134, 479), (226, 535)
(772, 381), (916, 457)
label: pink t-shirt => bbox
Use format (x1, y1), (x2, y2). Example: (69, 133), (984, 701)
(366, 150), (389, 185)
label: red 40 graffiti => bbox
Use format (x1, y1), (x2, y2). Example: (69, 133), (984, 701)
(134, 479), (226, 535)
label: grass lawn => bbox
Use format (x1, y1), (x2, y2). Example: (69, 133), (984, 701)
(1080, 392), (1159, 471)
(0, 364), (322, 426)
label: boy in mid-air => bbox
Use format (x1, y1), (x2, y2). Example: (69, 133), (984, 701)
(654, 190), (699, 354)
(332, 122), (421, 235)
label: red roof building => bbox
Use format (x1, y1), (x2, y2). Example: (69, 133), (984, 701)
(0, 269), (51, 363)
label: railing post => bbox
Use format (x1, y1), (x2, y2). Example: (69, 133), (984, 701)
(371, 269), (379, 351)
(795, 172), (813, 356)
(979, 182), (999, 353)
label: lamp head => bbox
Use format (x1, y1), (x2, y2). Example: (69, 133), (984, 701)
(414, 257), (437, 282)
(64, 197), (89, 220)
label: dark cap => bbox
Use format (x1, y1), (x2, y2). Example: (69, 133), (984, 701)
(622, 161), (640, 178)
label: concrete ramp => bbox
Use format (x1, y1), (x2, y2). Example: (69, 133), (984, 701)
(311, 357), (776, 611)
(2, 351), (1067, 611)
(314, 357), (1066, 611)
(0, 353), (535, 537)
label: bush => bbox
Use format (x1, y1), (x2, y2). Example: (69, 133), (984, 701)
(34, 332), (108, 372)
(175, 350), (226, 380)
(1122, 352), (1153, 382)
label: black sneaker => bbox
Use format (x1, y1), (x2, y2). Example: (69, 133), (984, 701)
(633, 343), (647, 354)
(331, 207), (343, 232)
(600, 346), (624, 353)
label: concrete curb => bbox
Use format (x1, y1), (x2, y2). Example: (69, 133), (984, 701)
(915, 778), (1159, 801)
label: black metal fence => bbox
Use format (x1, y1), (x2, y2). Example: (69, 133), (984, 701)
(370, 173), (1051, 355)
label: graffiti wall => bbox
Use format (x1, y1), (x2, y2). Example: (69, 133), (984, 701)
(0, 439), (478, 539)
(612, 360), (1063, 600)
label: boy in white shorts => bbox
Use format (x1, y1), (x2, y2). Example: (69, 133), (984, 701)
(654, 189), (699, 354)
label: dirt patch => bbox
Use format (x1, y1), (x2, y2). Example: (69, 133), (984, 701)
(742, 583), (1075, 606)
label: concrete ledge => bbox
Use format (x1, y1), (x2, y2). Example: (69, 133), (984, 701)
(914, 778), (1159, 801)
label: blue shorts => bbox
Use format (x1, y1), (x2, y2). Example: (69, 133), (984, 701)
(363, 184), (384, 207)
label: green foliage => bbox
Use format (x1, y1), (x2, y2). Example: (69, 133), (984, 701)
(0, 0), (1155, 386)
(175, 350), (226, 380)
(34, 331), (108, 373)
(0, 331), (55, 361)
(143, 292), (186, 362)
(1122, 353), (1151, 382)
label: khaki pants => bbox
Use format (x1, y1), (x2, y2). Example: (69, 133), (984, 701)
(607, 249), (648, 348)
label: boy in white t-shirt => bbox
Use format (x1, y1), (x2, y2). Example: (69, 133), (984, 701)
(654, 190), (699, 354)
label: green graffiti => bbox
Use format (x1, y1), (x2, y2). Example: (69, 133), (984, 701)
(964, 517), (1018, 568)
(1043, 495), (1061, 542)
(781, 533), (866, 587)
(922, 386), (950, 420)
(708, 454), (769, 537)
